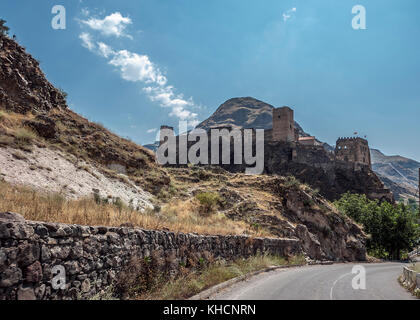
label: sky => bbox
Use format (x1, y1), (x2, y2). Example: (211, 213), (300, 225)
(1, 0), (419, 161)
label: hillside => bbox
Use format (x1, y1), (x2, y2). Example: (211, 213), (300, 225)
(0, 33), (369, 262)
(0, 33), (170, 209)
(371, 149), (419, 203)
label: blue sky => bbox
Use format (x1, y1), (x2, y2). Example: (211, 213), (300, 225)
(1, 0), (419, 161)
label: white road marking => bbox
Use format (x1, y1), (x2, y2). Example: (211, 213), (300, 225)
(329, 272), (352, 300)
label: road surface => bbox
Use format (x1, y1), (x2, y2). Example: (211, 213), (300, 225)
(210, 262), (416, 300)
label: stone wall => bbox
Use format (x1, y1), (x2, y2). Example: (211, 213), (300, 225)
(0, 212), (301, 300)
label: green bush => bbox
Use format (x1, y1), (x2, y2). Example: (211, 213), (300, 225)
(334, 193), (419, 260)
(195, 192), (220, 214)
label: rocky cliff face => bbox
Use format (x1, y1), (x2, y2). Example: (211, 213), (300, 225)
(0, 35), (67, 114)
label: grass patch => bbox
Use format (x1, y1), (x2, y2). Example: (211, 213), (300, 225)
(0, 180), (270, 237)
(14, 127), (37, 146)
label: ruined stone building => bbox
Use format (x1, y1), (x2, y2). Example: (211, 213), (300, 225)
(158, 106), (391, 202)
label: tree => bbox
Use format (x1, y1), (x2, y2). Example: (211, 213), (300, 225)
(334, 193), (419, 260)
(0, 19), (9, 36)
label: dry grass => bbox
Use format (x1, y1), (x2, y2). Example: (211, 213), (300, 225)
(0, 180), (271, 236)
(137, 254), (306, 300)
(14, 127), (37, 145)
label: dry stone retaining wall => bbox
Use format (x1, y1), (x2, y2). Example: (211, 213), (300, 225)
(0, 212), (301, 300)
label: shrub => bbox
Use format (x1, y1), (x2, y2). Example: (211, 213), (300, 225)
(284, 176), (300, 188)
(195, 192), (220, 214)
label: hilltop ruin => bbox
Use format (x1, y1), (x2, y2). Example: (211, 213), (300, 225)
(159, 105), (393, 202)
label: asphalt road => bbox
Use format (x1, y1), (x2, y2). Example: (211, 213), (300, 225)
(210, 262), (417, 300)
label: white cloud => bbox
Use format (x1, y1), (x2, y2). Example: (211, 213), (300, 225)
(79, 32), (95, 51)
(78, 11), (201, 125)
(143, 86), (197, 121)
(108, 50), (167, 86)
(283, 7), (297, 22)
(97, 42), (114, 58)
(81, 12), (132, 38)
(147, 128), (158, 133)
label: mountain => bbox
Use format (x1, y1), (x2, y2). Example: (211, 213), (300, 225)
(197, 97), (307, 134)
(370, 149), (419, 202)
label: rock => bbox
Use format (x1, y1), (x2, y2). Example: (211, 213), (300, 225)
(25, 261), (43, 283)
(64, 261), (80, 275)
(0, 265), (22, 287)
(68, 287), (79, 300)
(0, 212), (25, 222)
(24, 115), (57, 139)
(0, 249), (6, 265)
(40, 245), (51, 262)
(295, 224), (323, 260)
(72, 281), (81, 289)
(17, 243), (40, 267)
(35, 225), (49, 238)
(17, 285), (36, 300)
(81, 279), (90, 293)
(35, 284), (46, 299)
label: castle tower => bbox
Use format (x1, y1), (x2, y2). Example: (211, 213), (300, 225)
(335, 137), (371, 167)
(272, 107), (295, 142)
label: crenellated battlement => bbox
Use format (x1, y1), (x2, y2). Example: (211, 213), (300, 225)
(335, 136), (371, 167)
(336, 137), (368, 144)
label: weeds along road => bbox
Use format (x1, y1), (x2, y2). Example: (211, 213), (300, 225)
(210, 262), (416, 300)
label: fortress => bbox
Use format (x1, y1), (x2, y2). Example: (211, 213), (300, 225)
(265, 106), (372, 167)
(159, 106), (393, 202)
